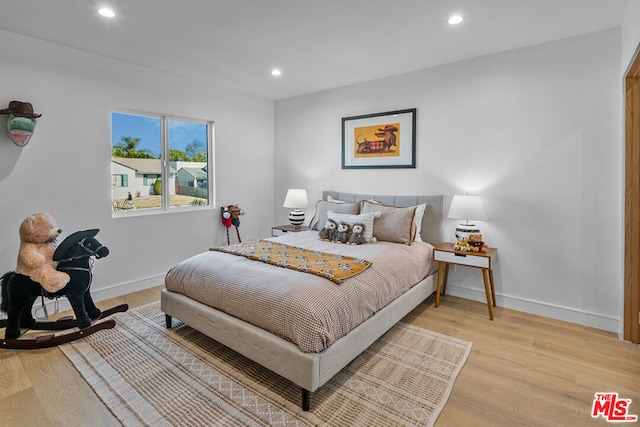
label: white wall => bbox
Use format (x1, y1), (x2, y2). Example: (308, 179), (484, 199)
(0, 30), (275, 309)
(622, 1), (640, 70)
(274, 29), (623, 333)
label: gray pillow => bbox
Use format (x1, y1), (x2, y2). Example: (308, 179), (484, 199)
(360, 200), (417, 244)
(310, 201), (359, 230)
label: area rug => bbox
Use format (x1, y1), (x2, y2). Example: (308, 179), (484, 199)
(61, 302), (472, 426)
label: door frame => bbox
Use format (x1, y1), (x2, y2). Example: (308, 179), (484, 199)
(624, 51), (640, 344)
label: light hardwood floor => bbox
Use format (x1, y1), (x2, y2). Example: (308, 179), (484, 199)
(2, 286), (639, 426)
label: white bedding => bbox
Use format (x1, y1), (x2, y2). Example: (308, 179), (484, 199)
(164, 230), (435, 352)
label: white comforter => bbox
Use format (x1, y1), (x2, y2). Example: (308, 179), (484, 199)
(165, 231), (435, 352)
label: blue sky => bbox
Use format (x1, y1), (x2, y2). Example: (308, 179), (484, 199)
(111, 112), (207, 157)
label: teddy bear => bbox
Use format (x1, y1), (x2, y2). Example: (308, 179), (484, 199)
(347, 223), (366, 245)
(453, 235), (471, 252)
(15, 213), (70, 293)
(334, 222), (351, 243)
(468, 233), (488, 252)
(319, 218), (337, 242)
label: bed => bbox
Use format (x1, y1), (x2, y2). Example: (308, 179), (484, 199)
(161, 191), (445, 410)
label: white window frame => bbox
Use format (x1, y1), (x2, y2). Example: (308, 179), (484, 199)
(111, 110), (216, 217)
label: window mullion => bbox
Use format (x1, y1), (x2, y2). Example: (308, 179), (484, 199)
(162, 116), (170, 211)
(207, 123), (215, 205)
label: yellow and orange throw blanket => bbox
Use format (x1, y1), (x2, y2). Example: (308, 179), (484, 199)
(211, 240), (372, 284)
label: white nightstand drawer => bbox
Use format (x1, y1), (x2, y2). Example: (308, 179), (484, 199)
(434, 250), (490, 268)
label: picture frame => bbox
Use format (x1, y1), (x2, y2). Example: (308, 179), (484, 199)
(342, 108), (416, 169)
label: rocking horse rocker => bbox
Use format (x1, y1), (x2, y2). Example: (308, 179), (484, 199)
(1, 228), (128, 349)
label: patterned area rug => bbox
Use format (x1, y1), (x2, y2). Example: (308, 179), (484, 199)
(61, 302), (471, 426)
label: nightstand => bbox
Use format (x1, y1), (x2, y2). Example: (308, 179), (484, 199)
(271, 224), (310, 237)
(433, 242), (498, 320)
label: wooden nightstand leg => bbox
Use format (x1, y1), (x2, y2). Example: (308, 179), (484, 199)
(435, 263), (444, 307)
(489, 269), (496, 307)
(482, 268), (494, 320)
(442, 264), (450, 295)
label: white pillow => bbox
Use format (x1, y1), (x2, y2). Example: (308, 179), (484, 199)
(413, 203), (427, 242)
(327, 211), (380, 243)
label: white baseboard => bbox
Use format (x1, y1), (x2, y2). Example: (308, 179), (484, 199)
(3, 276), (621, 339)
(92, 274), (165, 303)
(445, 284), (621, 336)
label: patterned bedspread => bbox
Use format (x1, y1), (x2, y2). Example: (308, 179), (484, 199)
(165, 231), (435, 353)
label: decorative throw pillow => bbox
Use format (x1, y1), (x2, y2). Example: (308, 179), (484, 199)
(360, 200), (417, 244)
(327, 211), (380, 243)
(309, 201), (359, 230)
(359, 200), (427, 242)
(413, 203), (427, 242)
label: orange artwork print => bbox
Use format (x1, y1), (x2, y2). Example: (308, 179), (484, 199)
(353, 123), (401, 158)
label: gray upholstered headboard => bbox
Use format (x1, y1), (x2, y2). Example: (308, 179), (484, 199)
(322, 191), (445, 246)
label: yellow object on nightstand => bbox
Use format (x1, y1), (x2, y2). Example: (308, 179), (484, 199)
(433, 242), (498, 320)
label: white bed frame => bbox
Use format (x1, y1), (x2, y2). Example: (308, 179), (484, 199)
(161, 191), (445, 410)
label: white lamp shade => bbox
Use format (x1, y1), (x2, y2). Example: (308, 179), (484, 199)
(283, 189), (309, 209)
(447, 195), (488, 222)
(448, 194), (488, 242)
(284, 189), (308, 227)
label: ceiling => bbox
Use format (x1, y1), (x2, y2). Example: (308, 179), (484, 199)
(0, 0), (630, 100)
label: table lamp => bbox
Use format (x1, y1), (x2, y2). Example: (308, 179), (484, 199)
(447, 194), (488, 241)
(283, 189), (308, 227)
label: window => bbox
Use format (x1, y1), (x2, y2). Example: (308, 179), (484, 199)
(111, 112), (213, 213)
(112, 174), (128, 187)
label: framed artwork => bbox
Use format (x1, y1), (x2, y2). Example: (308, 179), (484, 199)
(342, 108), (416, 169)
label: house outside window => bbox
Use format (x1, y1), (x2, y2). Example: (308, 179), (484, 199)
(143, 174), (159, 187)
(111, 112), (214, 213)
(111, 174), (128, 187)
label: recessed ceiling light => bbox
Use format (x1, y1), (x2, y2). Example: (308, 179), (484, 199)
(271, 69), (282, 77)
(98, 8), (116, 18)
(448, 15), (463, 25)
